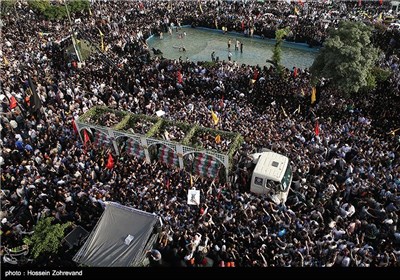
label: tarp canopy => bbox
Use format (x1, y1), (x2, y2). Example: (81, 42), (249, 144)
(73, 202), (160, 267)
(63, 225), (89, 249)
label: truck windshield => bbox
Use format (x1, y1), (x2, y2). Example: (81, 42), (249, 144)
(280, 165), (292, 192)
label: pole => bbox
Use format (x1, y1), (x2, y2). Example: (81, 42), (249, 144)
(64, 0), (83, 62)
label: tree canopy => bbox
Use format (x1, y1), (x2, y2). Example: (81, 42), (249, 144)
(310, 21), (381, 95)
(23, 217), (71, 259)
(28, 0), (90, 20)
(271, 27), (290, 75)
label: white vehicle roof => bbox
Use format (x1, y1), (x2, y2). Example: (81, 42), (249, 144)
(252, 152), (288, 183)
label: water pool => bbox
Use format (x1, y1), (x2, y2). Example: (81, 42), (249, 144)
(147, 26), (318, 69)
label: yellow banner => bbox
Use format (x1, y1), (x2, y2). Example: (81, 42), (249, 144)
(311, 87), (316, 104)
(211, 110), (219, 125)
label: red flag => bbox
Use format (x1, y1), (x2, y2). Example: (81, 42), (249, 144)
(293, 67), (298, 78)
(71, 119), (78, 134)
(139, 1), (144, 10)
(177, 70), (183, 84)
(9, 96), (17, 109)
(106, 153), (114, 169)
(83, 130), (90, 147)
(241, 20), (245, 31)
(315, 120), (320, 136)
(253, 69), (259, 81)
(25, 96), (30, 106)
(379, 0), (383, 5)
(217, 186), (222, 200)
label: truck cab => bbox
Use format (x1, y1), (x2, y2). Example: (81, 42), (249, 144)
(249, 151), (292, 204)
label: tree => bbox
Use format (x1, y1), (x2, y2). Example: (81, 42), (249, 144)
(310, 21), (381, 95)
(27, 0), (90, 20)
(23, 217), (72, 259)
(271, 27), (290, 75)
(1, 0), (16, 15)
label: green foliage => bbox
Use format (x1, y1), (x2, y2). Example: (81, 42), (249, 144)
(68, 0), (90, 13)
(363, 70), (377, 92)
(1, 0), (16, 15)
(272, 27), (290, 75)
(182, 126), (198, 146)
(79, 106), (130, 129)
(373, 22), (387, 33)
(77, 40), (93, 60)
(114, 114), (131, 131)
(27, 0), (49, 14)
(121, 114), (159, 135)
(23, 217), (71, 259)
(80, 106), (244, 170)
(27, 0), (90, 20)
(188, 125), (239, 152)
(153, 120), (193, 143)
(361, 67), (392, 92)
(310, 21), (381, 95)
(201, 61), (217, 68)
(371, 67), (392, 82)
(78, 106), (105, 122)
(164, 120), (193, 133)
(65, 39), (93, 61)
(146, 118), (164, 137)
(228, 134), (244, 171)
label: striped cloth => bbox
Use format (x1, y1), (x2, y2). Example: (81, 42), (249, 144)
(125, 139), (145, 159)
(93, 131), (112, 148)
(193, 154), (220, 179)
(158, 146), (179, 167)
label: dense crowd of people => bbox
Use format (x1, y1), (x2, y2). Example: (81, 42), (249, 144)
(1, 0), (399, 267)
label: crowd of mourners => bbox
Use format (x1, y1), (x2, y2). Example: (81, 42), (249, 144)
(1, 0), (400, 267)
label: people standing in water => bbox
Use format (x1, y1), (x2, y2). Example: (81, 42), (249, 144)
(235, 39), (240, 51)
(211, 51), (216, 62)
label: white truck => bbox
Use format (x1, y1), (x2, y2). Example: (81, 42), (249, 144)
(239, 150), (292, 204)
